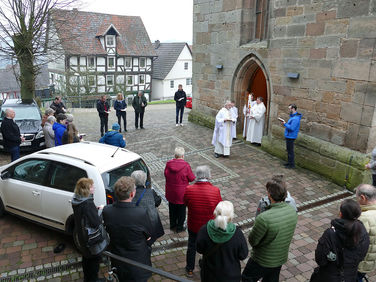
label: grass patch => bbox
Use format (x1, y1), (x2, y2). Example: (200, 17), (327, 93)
(149, 99), (175, 104)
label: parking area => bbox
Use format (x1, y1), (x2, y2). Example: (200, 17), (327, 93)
(0, 104), (374, 281)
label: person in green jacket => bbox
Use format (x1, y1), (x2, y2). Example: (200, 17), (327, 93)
(132, 91), (147, 129)
(242, 178), (298, 282)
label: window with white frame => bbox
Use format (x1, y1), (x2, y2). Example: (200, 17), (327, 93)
(88, 57), (95, 68)
(106, 35), (115, 46)
(106, 75), (114, 86)
(126, 75), (133, 85)
(184, 62), (188, 70)
(108, 57), (115, 68)
(186, 78), (192, 85)
(139, 74), (145, 84)
(170, 80), (174, 88)
(139, 57), (146, 68)
(125, 57), (132, 68)
(88, 75), (96, 86)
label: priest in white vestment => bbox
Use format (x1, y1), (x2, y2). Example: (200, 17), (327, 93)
(243, 93), (257, 138)
(246, 97), (266, 145)
(230, 101), (238, 139)
(212, 101), (236, 157)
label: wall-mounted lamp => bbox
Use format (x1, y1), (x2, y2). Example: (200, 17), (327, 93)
(216, 64), (223, 70)
(287, 72), (299, 79)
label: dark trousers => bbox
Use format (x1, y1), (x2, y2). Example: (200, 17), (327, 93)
(117, 112), (127, 132)
(82, 255), (101, 282)
(8, 146), (20, 162)
(135, 111), (144, 128)
(100, 115), (108, 136)
(176, 106), (185, 124)
(186, 229), (198, 271)
(168, 202), (186, 230)
(286, 138), (295, 167)
(242, 259), (282, 282)
(372, 174), (376, 187)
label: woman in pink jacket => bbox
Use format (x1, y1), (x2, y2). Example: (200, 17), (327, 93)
(164, 147), (195, 232)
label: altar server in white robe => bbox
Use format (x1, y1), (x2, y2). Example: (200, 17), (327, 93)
(246, 97), (266, 145)
(212, 101), (236, 158)
(230, 101), (238, 139)
(243, 92), (257, 138)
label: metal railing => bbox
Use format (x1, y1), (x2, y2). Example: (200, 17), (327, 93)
(103, 251), (192, 282)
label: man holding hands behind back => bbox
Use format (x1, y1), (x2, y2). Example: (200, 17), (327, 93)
(174, 84), (187, 127)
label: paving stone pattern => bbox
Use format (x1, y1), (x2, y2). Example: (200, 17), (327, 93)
(0, 104), (374, 281)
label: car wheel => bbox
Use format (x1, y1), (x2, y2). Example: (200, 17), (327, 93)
(0, 198), (5, 217)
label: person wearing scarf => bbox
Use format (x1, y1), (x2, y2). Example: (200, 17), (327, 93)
(196, 201), (248, 282)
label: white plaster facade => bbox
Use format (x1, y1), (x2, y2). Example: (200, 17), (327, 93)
(152, 45), (192, 100)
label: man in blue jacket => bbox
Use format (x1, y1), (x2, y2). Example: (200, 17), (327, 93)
(280, 104), (302, 169)
(99, 123), (126, 148)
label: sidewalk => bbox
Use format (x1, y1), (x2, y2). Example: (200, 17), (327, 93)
(0, 104), (373, 281)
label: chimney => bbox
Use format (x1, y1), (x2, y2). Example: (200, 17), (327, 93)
(155, 40), (160, 49)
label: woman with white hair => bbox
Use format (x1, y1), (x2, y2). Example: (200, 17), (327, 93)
(131, 170), (164, 243)
(43, 115), (56, 148)
(196, 201), (248, 282)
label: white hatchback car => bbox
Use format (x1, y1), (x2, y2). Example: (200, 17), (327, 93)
(0, 142), (151, 234)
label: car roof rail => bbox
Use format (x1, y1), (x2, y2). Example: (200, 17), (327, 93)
(37, 151), (95, 166)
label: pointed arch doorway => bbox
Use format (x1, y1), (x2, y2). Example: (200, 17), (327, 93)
(232, 54), (270, 139)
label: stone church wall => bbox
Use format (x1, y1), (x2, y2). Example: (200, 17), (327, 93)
(190, 0), (376, 188)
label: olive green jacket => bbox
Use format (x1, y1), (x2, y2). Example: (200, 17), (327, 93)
(132, 95), (147, 113)
(249, 202), (298, 268)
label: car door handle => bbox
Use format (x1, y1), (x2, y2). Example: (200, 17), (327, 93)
(32, 191), (40, 196)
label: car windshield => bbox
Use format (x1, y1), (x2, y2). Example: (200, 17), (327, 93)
(0, 106), (41, 121)
(101, 158), (150, 191)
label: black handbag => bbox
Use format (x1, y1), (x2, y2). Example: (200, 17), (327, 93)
(310, 227), (345, 282)
(83, 215), (110, 256)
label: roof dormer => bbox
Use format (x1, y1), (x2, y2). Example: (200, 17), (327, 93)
(97, 24), (121, 54)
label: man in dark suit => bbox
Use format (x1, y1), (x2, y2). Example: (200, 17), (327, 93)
(103, 176), (153, 282)
(174, 84), (187, 126)
(0, 108), (24, 161)
(50, 96), (67, 116)
(132, 91), (147, 129)
(96, 95), (110, 137)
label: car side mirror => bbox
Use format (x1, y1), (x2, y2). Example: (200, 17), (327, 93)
(1, 170), (10, 180)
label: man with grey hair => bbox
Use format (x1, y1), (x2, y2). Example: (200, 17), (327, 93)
(1, 108), (24, 161)
(131, 170), (164, 243)
(356, 184), (376, 280)
(132, 90), (148, 129)
(43, 115), (56, 148)
(165, 147), (195, 233)
(212, 101), (236, 158)
(183, 165), (222, 277)
(103, 176), (153, 281)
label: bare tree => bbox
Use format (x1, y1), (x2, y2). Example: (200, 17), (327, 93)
(0, 0), (78, 103)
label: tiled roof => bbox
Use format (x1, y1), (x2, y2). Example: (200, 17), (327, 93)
(50, 9), (156, 57)
(152, 42), (189, 80)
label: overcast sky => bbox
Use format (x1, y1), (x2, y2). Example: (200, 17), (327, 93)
(81, 0), (193, 44)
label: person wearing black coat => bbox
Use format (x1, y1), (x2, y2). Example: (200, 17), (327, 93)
(196, 201), (248, 282)
(71, 178), (104, 282)
(0, 108), (23, 161)
(114, 93), (127, 132)
(103, 176), (153, 282)
(131, 170), (164, 244)
(174, 84), (187, 126)
(96, 95), (110, 136)
(312, 199), (370, 282)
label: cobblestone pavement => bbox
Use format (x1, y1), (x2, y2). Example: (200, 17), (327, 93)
(0, 104), (374, 281)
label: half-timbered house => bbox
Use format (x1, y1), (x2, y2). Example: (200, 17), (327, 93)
(48, 9), (156, 99)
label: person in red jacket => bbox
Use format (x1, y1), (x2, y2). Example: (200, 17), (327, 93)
(183, 165), (222, 278)
(164, 147), (195, 233)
